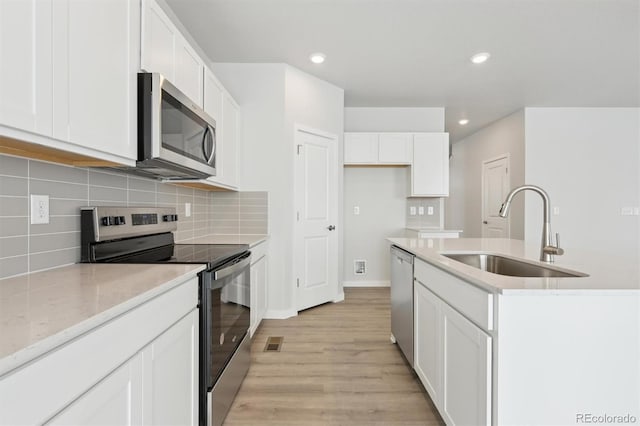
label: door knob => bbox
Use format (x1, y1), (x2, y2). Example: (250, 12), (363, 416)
(327, 225), (336, 231)
(483, 221), (488, 224)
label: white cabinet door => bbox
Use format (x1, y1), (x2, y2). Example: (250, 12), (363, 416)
(414, 281), (442, 405)
(175, 36), (204, 107)
(205, 68), (240, 189)
(344, 133), (378, 164)
(52, 0), (138, 160)
(141, 0), (176, 82)
(411, 133), (449, 196)
(378, 133), (412, 164)
(220, 93), (239, 187)
(0, 0), (52, 136)
(144, 309), (199, 426)
(204, 68), (224, 125)
(250, 251), (268, 337)
(441, 302), (492, 426)
(48, 354), (144, 426)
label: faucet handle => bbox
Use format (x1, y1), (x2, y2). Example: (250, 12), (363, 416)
(554, 233), (564, 255)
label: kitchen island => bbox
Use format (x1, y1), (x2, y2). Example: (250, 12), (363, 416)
(388, 237), (639, 425)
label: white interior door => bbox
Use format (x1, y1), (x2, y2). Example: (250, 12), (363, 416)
(294, 126), (338, 311)
(482, 156), (510, 238)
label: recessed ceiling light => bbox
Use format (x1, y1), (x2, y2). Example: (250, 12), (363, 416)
(470, 52), (491, 64)
(459, 119), (469, 125)
(310, 53), (326, 64)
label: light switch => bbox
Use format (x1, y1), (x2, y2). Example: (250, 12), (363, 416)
(553, 207), (560, 216)
(409, 206), (416, 216)
(418, 206), (425, 215)
(427, 206), (434, 215)
(353, 206), (360, 215)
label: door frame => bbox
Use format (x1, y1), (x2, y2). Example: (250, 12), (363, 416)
(292, 123), (340, 312)
(481, 153), (510, 238)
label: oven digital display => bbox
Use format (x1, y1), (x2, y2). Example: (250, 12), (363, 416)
(132, 213), (158, 225)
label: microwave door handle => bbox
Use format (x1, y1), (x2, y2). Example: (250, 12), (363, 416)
(202, 126), (215, 164)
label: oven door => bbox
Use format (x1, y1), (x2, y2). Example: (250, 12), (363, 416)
(138, 73), (217, 178)
(200, 252), (251, 426)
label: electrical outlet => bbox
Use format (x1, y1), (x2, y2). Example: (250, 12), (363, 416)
(30, 195), (50, 224)
(553, 207), (560, 216)
(427, 206), (434, 215)
(353, 206), (360, 215)
(185, 202), (192, 217)
(418, 206), (425, 216)
(409, 206), (416, 216)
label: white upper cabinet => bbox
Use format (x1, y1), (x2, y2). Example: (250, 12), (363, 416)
(204, 70), (240, 189)
(344, 133), (378, 164)
(175, 38), (204, 106)
(411, 133), (449, 197)
(141, 0), (176, 81)
(378, 133), (412, 164)
(344, 132), (412, 165)
(204, 68), (224, 124)
(52, 0), (139, 160)
(344, 133), (413, 165)
(141, 0), (204, 107)
(0, 0), (52, 136)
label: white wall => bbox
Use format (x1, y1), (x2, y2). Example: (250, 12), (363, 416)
(445, 110), (526, 238)
(344, 107), (444, 285)
(212, 63), (344, 317)
(345, 107), (444, 132)
(524, 108), (639, 265)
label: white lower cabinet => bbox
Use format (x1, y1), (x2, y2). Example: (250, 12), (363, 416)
(440, 303), (491, 426)
(0, 277), (199, 426)
(250, 241), (268, 336)
(48, 354), (144, 426)
(144, 309), (199, 426)
(414, 264), (492, 426)
(49, 310), (198, 426)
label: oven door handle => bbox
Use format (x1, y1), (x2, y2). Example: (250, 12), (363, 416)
(213, 252), (251, 280)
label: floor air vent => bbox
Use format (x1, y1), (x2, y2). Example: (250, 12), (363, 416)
(264, 336), (284, 352)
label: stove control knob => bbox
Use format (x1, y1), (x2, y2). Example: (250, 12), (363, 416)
(101, 216), (114, 226)
(114, 216), (126, 225)
(163, 214), (178, 222)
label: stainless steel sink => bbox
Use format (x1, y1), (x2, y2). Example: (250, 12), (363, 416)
(441, 253), (588, 278)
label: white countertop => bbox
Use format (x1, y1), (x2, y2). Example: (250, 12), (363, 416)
(0, 263), (204, 375)
(178, 234), (268, 247)
(388, 237), (640, 294)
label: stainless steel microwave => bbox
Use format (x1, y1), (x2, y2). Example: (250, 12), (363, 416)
(135, 73), (216, 180)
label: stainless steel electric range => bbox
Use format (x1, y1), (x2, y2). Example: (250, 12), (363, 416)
(80, 206), (250, 426)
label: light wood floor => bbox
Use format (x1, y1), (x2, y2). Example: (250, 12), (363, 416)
(224, 287), (444, 426)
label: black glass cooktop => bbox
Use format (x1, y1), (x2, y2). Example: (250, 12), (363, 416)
(105, 243), (249, 270)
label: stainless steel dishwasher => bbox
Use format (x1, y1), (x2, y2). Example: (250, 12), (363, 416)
(390, 245), (415, 366)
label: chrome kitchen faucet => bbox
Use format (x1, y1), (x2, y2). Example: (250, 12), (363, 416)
(499, 185), (564, 263)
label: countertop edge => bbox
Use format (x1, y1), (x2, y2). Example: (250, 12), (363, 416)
(0, 265), (205, 377)
(388, 237), (640, 295)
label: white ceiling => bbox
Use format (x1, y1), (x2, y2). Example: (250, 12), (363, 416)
(166, 0), (639, 141)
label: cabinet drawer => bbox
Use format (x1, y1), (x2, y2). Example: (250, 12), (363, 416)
(250, 240), (268, 264)
(415, 259), (493, 331)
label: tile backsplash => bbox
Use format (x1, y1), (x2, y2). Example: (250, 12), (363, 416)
(0, 154), (267, 279)
(406, 197), (443, 229)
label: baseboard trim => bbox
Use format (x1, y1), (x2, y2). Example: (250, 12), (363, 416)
(343, 280), (390, 288)
(264, 309), (298, 319)
(333, 291), (345, 303)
